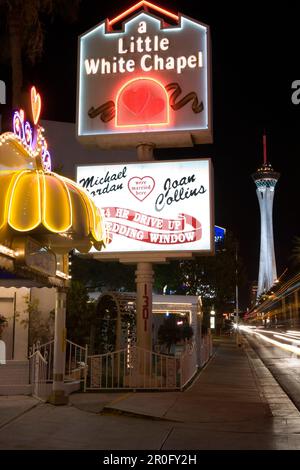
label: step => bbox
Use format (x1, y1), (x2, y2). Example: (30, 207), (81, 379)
(2, 360), (29, 366)
(0, 361), (29, 385)
(0, 360), (29, 370)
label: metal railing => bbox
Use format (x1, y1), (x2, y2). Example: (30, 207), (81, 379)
(200, 334), (213, 366)
(30, 340), (54, 381)
(29, 350), (48, 401)
(85, 336), (213, 392)
(85, 346), (181, 391)
(30, 339), (88, 386)
(65, 340), (88, 383)
(179, 334), (213, 389)
(180, 341), (198, 389)
(29, 335), (213, 395)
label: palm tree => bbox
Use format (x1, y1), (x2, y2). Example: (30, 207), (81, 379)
(0, 0), (81, 108)
(291, 236), (300, 266)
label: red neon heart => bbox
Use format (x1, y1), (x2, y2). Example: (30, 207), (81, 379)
(147, 97), (165, 117)
(128, 176), (155, 202)
(116, 78), (168, 127)
(122, 86), (150, 116)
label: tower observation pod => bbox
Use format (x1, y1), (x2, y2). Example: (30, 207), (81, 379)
(252, 135), (280, 299)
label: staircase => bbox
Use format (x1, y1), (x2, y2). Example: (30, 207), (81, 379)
(0, 360), (32, 395)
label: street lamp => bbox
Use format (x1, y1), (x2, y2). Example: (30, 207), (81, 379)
(210, 308), (215, 330)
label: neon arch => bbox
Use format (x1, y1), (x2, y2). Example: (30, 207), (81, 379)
(108, 1), (179, 28)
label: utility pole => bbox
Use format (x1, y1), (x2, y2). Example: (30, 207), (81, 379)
(235, 242), (242, 346)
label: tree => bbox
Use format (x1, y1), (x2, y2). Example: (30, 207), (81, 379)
(71, 253), (136, 292)
(19, 295), (54, 346)
(158, 317), (182, 354)
(0, 0), (81, 107)
(181, 323), (194, 342)
(0, 314), (8, 339)
(290, 236), (300, 268)
(154, 261), (186, 295)
(155, 231), (246, 321)
(66, 280), (95, 346)
(158, 316), (194, 354)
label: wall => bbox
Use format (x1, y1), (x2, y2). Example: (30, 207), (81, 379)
(41, 120), (136, 179)
(0, 287), (30, 360)
(0, 286), (56, 360)
(31, 287), (56, 320)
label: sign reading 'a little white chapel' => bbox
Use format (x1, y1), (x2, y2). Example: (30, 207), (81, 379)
(77, 2), (212, 148)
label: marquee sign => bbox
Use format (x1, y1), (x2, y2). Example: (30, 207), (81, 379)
(17, 238), (57, 277)
(215, 225), (226, 244)
(77, 159), (214, 256)
(77, 1), (212, 148)
(12, 86), (51, 172)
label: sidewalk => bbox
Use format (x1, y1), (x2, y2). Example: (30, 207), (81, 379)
(1, 337), (300, 449)
(0, 396), (39, 428)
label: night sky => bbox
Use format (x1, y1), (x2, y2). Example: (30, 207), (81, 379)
(1, 1), (300, 301)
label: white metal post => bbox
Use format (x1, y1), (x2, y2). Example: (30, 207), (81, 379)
(135, 143), (154, 352)
(135, 262), (154, 351)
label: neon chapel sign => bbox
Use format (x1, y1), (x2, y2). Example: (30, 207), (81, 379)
(77, 1), (212, 147)
(84, 23), (203, 76)
(13, 86), (51, 172)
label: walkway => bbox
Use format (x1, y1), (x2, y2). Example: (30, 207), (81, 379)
(0, 337), (300, 449)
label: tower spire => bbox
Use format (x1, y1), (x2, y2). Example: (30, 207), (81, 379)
(263, 131), (267, 165)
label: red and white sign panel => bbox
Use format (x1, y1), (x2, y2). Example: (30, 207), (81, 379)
(77, 2), (212, 148)
(77, 159), (214, 255)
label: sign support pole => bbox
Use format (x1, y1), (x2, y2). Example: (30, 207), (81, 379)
(49, 286), (68, 405)
(135, 144), (154, 351)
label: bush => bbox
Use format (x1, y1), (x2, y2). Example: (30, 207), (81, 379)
(0, 314), (8, 339)
(158, 317), (194, 354)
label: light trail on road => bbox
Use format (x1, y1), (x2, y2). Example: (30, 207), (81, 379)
(239, 326), (300, 356)
(273, 334), (300, 345)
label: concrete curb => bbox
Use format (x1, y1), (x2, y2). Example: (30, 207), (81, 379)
(101, 406), (182, 422)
